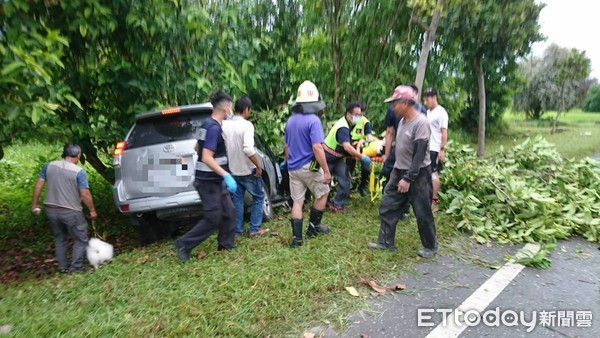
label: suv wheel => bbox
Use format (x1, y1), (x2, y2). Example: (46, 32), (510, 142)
(131, 213), (178, 245)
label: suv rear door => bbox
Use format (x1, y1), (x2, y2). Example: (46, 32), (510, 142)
(120, 106), (212, 199)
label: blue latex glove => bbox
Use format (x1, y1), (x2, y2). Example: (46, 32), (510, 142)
(279, 161), (287, 170)
(223, 173), (238, 193)
(361, 155), (372, 166)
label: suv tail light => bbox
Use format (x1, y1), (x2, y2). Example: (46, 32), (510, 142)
(113, 141), (126, 167)
(114, 141), (126, 155)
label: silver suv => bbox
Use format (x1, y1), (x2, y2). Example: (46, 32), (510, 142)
(113, 103), (285, 243)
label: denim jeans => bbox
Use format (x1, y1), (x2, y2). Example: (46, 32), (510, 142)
(233, 175), (264, 234)
(327, 156), (351, 207)
(377, 166), (437, 250)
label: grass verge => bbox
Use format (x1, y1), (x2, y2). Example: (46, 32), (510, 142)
(484, 110), (600, 159)
(0, 197), (457, 336)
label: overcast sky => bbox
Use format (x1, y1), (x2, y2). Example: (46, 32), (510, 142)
(531, 0), (600, 80)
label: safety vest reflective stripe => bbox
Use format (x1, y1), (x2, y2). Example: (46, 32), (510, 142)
(196, 156), (228, 172)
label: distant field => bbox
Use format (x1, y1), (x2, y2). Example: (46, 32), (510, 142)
(479, 110), (600, 159)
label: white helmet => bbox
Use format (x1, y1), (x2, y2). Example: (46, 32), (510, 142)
(292, 80), (326, 113)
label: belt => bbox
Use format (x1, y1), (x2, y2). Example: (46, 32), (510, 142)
(45, 204), (61, 208)
(324, 145), (344, 158)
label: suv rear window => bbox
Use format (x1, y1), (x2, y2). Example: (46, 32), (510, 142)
(126, 111), (211, 149)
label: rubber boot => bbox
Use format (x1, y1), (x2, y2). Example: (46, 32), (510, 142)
(290, 218), (304, 248)
(358, 170), (370, 197)
(306, 208), (331, 237)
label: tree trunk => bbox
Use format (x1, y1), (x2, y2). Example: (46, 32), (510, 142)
(81, 138), (114, 183)
(551, 83), (565, 134)
(475, 57), (486, 158)
(414, 0), (444, 98)
(326, 0), (343, 114)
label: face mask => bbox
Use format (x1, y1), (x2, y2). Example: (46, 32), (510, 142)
(227, 110), (234, 120)
(352, 115), (361, 124)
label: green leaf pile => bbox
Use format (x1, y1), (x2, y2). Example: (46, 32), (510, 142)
(440, 136), (600, 267)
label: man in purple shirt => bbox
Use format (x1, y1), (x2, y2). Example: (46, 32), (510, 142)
(284, 81), (332, 247)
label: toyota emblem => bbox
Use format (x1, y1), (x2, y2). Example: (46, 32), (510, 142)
(163, 144), (175, 153)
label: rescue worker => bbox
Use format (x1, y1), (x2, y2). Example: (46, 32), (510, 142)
(324, 102), (372, 211)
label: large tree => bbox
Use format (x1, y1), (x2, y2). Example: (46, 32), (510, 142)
(515, 44), (593, 120)
(442, 0), (543, 157)
(413, 0), (446, 98)
(2, 1), (260, 181)
(550, 47), (591, 133)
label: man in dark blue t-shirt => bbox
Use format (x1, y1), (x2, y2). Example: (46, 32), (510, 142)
(174, 91), (239, 261)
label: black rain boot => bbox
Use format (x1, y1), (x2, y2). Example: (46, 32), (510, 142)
(306, 208), (331, 237)
(358, 170), (370, 197)
(290, 218), (304, 248)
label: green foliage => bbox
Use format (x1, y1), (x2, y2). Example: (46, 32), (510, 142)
(441, 0), (543, 132)
(514, 45), (593, 119)
(514, 241), (556, 269)
(0, 1), (73, 158)
(2, 0), (548, 179)
(252, 107), (290, 156)
(441, 137), (600, 267)
(583, 84), (600, 112)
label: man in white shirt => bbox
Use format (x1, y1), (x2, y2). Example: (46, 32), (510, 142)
(222, 97), (269, 237)
(423, 88), (448, 205)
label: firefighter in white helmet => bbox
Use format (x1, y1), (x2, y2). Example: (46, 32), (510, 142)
(284, 81), (332, 247)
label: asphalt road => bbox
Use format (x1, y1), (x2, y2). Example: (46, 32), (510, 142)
(310, 236), (599, 338)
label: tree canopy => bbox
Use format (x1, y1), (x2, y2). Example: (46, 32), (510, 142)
(583, 84), (600, 112)
(515, 44), (594, 120)
(1, 0), (545, 176)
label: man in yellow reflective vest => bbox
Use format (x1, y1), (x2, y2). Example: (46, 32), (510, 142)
(348, 103), (375, 196)
(324, 102), (372, 211)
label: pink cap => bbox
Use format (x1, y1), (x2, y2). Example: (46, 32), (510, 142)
(384, 85), (417, 103)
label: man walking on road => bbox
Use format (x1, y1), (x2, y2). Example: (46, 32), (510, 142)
(31, 143), (97, 273)
(368, 85), (438, 258)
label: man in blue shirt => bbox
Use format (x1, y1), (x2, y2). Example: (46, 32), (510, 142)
(284, 81), (332, 247)
(174, 91), (239, 261)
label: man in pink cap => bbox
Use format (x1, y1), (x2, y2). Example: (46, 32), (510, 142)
(368, 85), (438, 258)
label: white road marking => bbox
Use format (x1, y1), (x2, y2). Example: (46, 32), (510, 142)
(425, 243), (541, 338)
